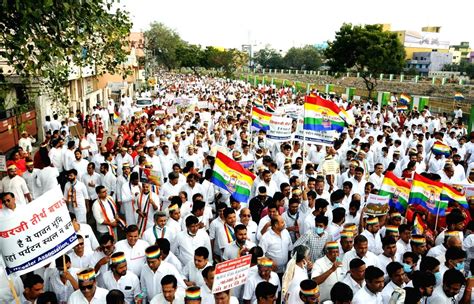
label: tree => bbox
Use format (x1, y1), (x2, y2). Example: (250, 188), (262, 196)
(200, 47), (248, 78)
(176, 44), (203, 76)
(254, 47), (284, 69)
(145, 22), (184, 71)
(442, 62), (474, 78)
(325, 24), (406, 99)
(283, 45), (322, 70)
(0, 0), (132, 102)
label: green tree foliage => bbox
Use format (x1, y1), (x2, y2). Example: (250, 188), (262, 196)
(0, 0), (132, 102)
(442, 62), (474, 78)
(176, 44), (203, 76)
(145, 22), (185, 71)
(201, 47), (247, 78)
(325, 24), (406, 99)
(254, 47), (284, 69)
(283, 45), (322, 70)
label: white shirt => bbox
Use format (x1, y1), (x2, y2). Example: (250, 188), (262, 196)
(115, 239), (149, 277)
(102, 270), (141, 303)
(38, 166), (59, 195)
(353, 285), (383, 304)
(173, 229), (212, 266)
(223, 240), (256, 260)
(92, 197), (117, 234)
(22, 169), (42, 200)
(342, 274), (366, 294)
(140, 262), (186, 301)
(69, 251), (93, 270)
(381, 281), (405, 304)
(259, 228), (293, 273)
(183, 261), (211, 288)
(361, 229), (383, 256)
(0, 175), (30, 206)
(342, 248), (378, 274)
(67, 286), (108, 304)
(286, 265), (310, 304)
(64, 180), (89, 223)
(311, 255), (345, 301)
(143, 224), (178, 246)
(243, 271), (281, 303)
(76, 223), (100, 255)
(47, 268), (79, 303)
(428, 284), (458, 304)
(149, 287), (185, 304)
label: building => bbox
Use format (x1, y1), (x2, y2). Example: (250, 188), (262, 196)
(406, 52), (453, 76)
(391, 25), (450, 60)
(449, 42), (471, 64)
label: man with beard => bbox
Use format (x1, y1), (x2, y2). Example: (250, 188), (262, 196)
(223, 224), (256, 260)
(71, 149), (89, 178)
(428, 269), (470, 303)
(64, 169), (89, 223)
(92, 185), (124, 239)
(81, 162), (101, 204)
(68, 268), (108, 303)
(102, 252), (142, 303)
(135, 182), (160, 235)
(91, 234), (116, 287)
(120, 172), (141, 225)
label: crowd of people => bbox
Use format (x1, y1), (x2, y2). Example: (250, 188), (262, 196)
(1, 73), (474, 304)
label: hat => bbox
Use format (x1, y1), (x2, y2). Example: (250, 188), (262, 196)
(122, 162), (130, 168)
(366, 217), (379, 225)
(145, 245), (161, 259)
(292, 188), (302, 195)
(390, 212), (402, 218)
(255, 150), (263, 158)
(144, 161), (152, 166)
(257, 165), (266, 172)
(343, 223), (357, 233)
(110, 252), (127, 265)
(325, 241), (339, 250)
(340, 231), (353, 239)
(284, 163), (292, 169)
(257, 257), (273, 267)
(350, 160), (359, 167)
(7, 164), (17, 170)
(385, 225), (399, 234)
(185, 286), (201, 300)
(137, 147), (143, 152)
(411, 236), (426, 245)
(168, 203), (180, 212)
(444, 230), (459, 238)
(300, 279), (319, 297)
(233, 151), (242, 158)
(26, 161), (34, 166)
(469, 168), (474, 174)
(121, 147), (128, 151)
(77, 268), (96, 282)
(188, 144), (195, 149)
(393, 150), (401, 155)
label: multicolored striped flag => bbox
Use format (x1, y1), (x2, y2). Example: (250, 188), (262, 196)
(303, 95), (345, 132)
(431, 141), (451, 157)
(412, 214), (426, 235)
(408, 173), (446, 216)
(454, 92), (465, 101)
(251, 107), (272, 131)
(211, 151), (256, 203)
(338, 107), (355, 126)
(114, 110), (120, 122)
(441, 184), (468, 209)
(399, 93), (411, 105)
(254, 98), (264, 109)
(378, 171), (412, 212)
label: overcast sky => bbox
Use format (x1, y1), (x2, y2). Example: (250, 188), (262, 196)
(121, 0), (473, 51)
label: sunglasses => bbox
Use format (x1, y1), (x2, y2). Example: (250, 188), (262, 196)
(4, 199), (12, 202)
(241, 214), (251, 217)
(80, 284), (94, 291)
(76, 243), (84, 246)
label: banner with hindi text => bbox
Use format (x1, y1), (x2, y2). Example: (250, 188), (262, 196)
(0, 185), (78, 275)
(266, 115), (292, 142)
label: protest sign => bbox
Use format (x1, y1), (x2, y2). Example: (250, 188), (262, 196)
(267, 116), (292, 142)
(238, 160), (255, 169)
(167, 106), (178, 115)
(0, 155), (6, 172)
(365, 194), (390, 216)
(0, 186), (78, 276)
(69, 124), (84, 138)
(212, 255), (252, 293)
(294, 116), (338, 146)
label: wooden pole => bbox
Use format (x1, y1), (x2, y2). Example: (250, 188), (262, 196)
(2, 267), (20, 304)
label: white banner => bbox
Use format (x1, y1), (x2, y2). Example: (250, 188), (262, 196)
(267, 116), (292, 142)
(0, 186), (78, 276)
(212, 255), (252, 293)
(293, 116), (338, 146)
(365, 194), (390, 216)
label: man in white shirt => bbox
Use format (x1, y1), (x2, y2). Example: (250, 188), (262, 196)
(360, 217), (383, 256)
(173, 215), (212, 266)
(71, 212), (99, 255)
(68, 268), (108, 304)
(342, 234), (378, 274)
(428, 268), (466, 304)
(180, 173), (204, 204)
(62, 141), (76, 172)
(352, 266), (384, 304)
(140, 245), (186, 302)
(149, 275), (186, 304)
(182, 247), (212, 288)
(381, 262), (406, 304)
(38, 160), (59, 196)
(115, 225), (149, 277)
(369, 163), (384, 190)
(0, 164), (32, 206)
(101, 252), (141, 303)
(159, 172), (182, 210)
(243, 257), (281, 303)
(64, 169), (89, 223)
(223, 224), (256, 260)
(99, 162), (117, 199)
(311, 241), (345, 302)
(342, 258), (367, 295)
(71, 150), (89, 179)
(259, 215), (293, 274)
(143, 211), (177, 246)
(22, 161), (41, 200)
(92, 185), (123, 238)
(69, 235), (93, 270)
(48, 138), (65, 173)
(81, 162), (101, 202)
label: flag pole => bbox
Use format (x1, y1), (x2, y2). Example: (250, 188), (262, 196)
(2, 267), (20, 304)
(434, 200), (441, 232)
(302, 97), (307, 183)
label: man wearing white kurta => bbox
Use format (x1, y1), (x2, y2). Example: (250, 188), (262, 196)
(115, 225), (149, 277)
(64, 169), (89, 223)
(352, 266), (385, 304)
(311, 242), (345, 302)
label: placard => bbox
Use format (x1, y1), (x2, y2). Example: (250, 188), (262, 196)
(139, 168), (161, 186)
(267, 116), (292, 142)
(0, 186), (78, 275)
(238, 160), (255, 169)
(69, 124), (84, 138)
(212, 255), (252, 293)
(293, 116), (338, 146)
(365, 194), (390, 216)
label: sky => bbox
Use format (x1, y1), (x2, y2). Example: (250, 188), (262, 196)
(120, 0), (473, 52)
